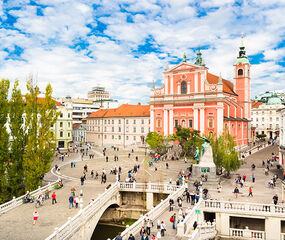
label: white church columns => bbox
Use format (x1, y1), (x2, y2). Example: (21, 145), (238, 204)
(200, 107), (205, 135)
(169, 109), (174, 135)
(194, 107), (199, 130)
(217, 103), (224, 136)
(163, 109), (168, 136)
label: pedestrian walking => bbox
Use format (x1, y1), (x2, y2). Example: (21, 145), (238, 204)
(52, 192), (57, 204)
(128, 234), (135, 240)
(169, 198), (174, 211)
(115, 232), (123, 240)
(171, 213), (176, 229)
(69, 195), (74, 209)
(74, 196), (79, 208)
(234, 186), (239, 198)
(33, 210), (39, 224)
(160, 221), (166, 237)
(273, 194), (278, 205)
(252, 173), (255, 183)
(146, 219), (152, 235)
(248, 186), (253, 197)
(45, 189), (50, 199)
(80, 176), (85, 185)
(71, 187), (76, 197)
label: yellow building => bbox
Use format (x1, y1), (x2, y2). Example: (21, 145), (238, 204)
(52, 97), (73, 150)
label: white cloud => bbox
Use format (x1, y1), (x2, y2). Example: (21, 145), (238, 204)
(0, 0), (284, 104)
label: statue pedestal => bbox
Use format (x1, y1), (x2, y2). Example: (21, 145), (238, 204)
(192, 144), (219, 183)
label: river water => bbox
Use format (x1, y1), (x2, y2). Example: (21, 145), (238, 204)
(91, 224), (125, 240)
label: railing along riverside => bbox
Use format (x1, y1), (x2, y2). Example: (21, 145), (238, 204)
(45, 182), (120, 240)
(204, 199), (285, 216)
(115, 185), (185, 240)
(230, 228), (265, 239)
(0, 181), (56, 215)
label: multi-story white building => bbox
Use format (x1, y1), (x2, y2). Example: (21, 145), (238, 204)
(72, 123), (86, 144)
(251, 93), (283, 140)
(86, 104), (150, 147)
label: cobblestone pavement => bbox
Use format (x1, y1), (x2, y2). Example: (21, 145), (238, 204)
(0, 144), (281, 240)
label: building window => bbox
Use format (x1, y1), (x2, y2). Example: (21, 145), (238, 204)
(141, 119), (144, 124)
(270, 117), (272, 122)
(133, 136), (136, 141)
(119, 120), (121, 124)
(104, 120), (106, 124)
(126, 119), (128, 124)
(181, 81), (187, 94)
(256, 124), (258, 128)
(112, 135), (114, 139)
(149, 119), (151, 124)
(157, 119), (161, 128)
(98, 127), (100, 131)
(238, 124), (241, 128)
(60, 122), (63, 128)
(118, 127), (121, 132)
(232, 124), (234, 128)
(60, 131), (63, 137)
(60, 113), (63, 118)
(112, 127), (114, 132)
(108, 120), (110, 124)
(141, 127), (144, 133)
(68, 132), (70, 137)
(126, 136), (129, 140)
(68, 122), (70, 127)
(262, 111), (264, 115)
(98, 135), (100, 138)
(126, 127), (129, 132)
(118, 135), (121, 140)
(208, 118), (214, 129)
(276, 124), (279, 128)
(68, 113), (70, 118)
(175, 120), (179, 127)
(133, 127), (136, 133)
(262, 118), (265, 121)
(112, 120), (114, 124)
(104, 127), (107, 132)
(270, 124), (272, 129)
(104, 135), (107, 139)
(181, 120), (186, 128)
(134, 119), (136, 124)
(189, 119), (193, 128)
(276, 117), (279, 121)
(238, 69), (243, 76)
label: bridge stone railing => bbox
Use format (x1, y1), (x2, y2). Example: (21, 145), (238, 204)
(45, 181), (120, 240)
(119, 182), (180, 194)
(0, 181), (56, 215)
(203, 199), (285, 217)
(230, 227), (265, 239)
(115, 185), (185, 240)
(187, 222), (216, 240)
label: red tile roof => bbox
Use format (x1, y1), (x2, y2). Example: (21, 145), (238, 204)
(36, 97), (63, 106)
(207, 73), (237, 96)
(252, 101), (263, 108)
(87, 104), (150, 118)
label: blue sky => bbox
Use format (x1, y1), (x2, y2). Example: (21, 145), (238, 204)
(0, 0), (284, 104)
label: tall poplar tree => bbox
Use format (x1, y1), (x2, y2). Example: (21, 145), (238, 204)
(0, 79), (10, 203)
(8, 80), (26, 197)
(23, 79), (58, 190)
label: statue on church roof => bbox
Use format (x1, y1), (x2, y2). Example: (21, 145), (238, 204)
(183, 53), (187, 62)
(194, 46), (205, 67)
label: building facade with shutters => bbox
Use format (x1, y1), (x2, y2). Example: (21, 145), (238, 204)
(86, 104), (150, 146)
(150, 38), (251, 146)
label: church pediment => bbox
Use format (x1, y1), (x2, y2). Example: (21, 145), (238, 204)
(166, 62), (203, 73)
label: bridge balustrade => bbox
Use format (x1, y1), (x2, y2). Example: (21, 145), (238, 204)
(115, 185), (185, 240)
(203, 199), (285, 217)
(0, 181), (56, 215)
(230, 228), (265, 239)
(46, 182), (120, 240)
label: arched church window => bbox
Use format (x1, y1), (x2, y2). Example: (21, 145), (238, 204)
(181, 81), (187, 94)
(181, 120), (186, 128)
(238, 69), (243, 76)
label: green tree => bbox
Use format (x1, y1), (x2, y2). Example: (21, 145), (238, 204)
(174, 126), (204, 158)
(7, 80), (26, 197)
(0, 79), (10, 203)
(210, 131), (241, 177)
(23, 80), (58, 190)
(146, 132), (169, 155)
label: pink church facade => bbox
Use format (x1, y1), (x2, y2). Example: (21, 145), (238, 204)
(150, 41), (251, 146)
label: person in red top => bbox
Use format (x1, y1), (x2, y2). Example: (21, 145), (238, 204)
(52, 192), (57, 204)
(242, 174), (246, 182)
(248, 187), (253, 197)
